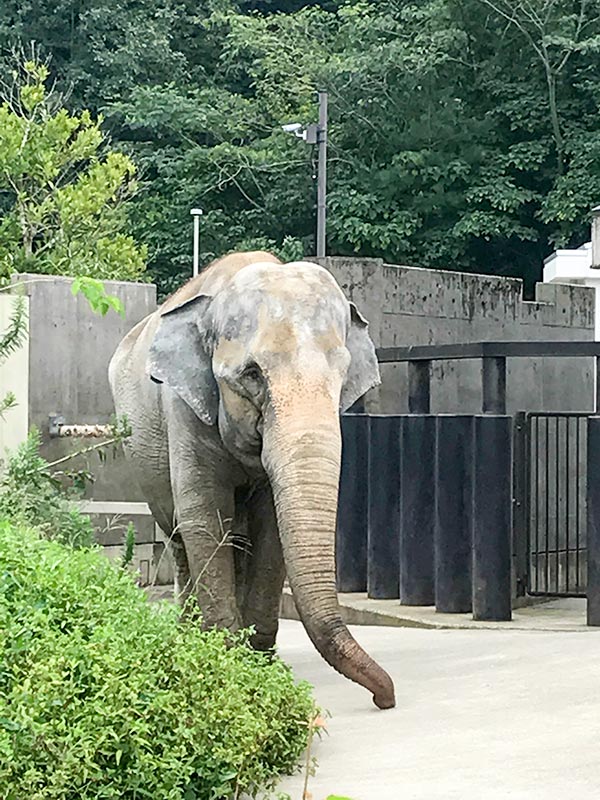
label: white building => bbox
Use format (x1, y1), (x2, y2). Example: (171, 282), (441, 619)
(543, 211), (600, 338)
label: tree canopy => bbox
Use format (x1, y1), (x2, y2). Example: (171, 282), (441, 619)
(1, 0), (599, 294)
(0, 58), (146, 283)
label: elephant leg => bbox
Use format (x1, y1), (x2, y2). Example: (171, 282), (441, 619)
(174, 486), (241, 630)
(239, 485), (285, 651)
(170, 533), (192, 606)
(165, 394), (243, 630)
(169, 447), (241, 630)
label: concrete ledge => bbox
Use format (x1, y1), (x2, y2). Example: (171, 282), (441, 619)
(147, 585), (592, 632)
(280, 588), (592, 632)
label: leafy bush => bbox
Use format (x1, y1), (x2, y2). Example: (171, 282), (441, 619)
(0, 522), (313, 799)
(0, 430), (94, 548)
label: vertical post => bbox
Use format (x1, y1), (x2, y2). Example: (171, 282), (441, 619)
(472, 416), (513, 621)
(336, 414), (369, 593)
(408, 361), (431, 414)
(591, 205), (600, 269)
(399, 415), (436, 605)
(435, 416), (473, 613)
(367, 416), (401, 599)
(482, 356), (507, 414)
(587, 416), (600, 625)
(593, 205), (600, 410)
(191, 208), (203, 278)
(316, 90), (328, 258)
(512, 411), (529, 598)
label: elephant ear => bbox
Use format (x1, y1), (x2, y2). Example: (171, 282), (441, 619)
(147, 294), (218, 426)
(340, 302), (381, 412)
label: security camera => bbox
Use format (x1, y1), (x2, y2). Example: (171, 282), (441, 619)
(281, 122), (303, 134)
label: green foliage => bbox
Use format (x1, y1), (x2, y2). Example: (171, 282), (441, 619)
(0, 430), (94, 548)
(121, 521), (136, 568)
(2, 1), (600, 293)
(0, 57), (147, 283)
(0, 293), (27, 419)
(71, 276), (125, 317)
(0, 522), (313, 799)
(0, 293), (27, 361)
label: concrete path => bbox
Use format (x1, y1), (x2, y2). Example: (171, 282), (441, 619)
(276, 619), (600, 800)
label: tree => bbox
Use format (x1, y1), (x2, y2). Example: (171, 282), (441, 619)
(2, 1), (600, 296)
(476, 0), (600, 175)
(0, 56), (146, 283)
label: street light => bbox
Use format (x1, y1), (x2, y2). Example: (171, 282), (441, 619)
(190, 207), (203, 277)
(282, 90), (328, 258)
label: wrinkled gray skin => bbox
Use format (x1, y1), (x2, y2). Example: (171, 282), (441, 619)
(109, 251), (395, 709)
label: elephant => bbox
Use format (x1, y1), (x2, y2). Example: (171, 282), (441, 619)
(109, 250), (395, 710)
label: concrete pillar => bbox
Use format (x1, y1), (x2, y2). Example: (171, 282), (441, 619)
(336, 414), (369, 592)
(367, 415), (401, 599)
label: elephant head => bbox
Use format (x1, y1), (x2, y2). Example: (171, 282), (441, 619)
(147, 259), (395, 709)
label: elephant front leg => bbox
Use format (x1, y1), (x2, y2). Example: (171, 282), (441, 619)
(239, 485), (286, 651)
(175, 489), (242, 632)
(170, 534), (192, 607)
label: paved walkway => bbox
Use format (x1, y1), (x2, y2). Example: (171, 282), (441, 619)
(276, 619), (600, 800)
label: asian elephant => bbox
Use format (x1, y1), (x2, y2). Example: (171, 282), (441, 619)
(109, 250), (395, 709)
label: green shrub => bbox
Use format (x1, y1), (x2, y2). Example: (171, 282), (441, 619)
(0, 430), (94, 548)
(0, 523), (313, 799)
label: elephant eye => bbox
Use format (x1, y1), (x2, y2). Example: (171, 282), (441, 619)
(239, 363), (263, 398)
(241, 363), (261, 381)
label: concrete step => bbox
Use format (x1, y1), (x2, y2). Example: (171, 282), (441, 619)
(146, 584), (592, 632)
(280, 587), (591, 632)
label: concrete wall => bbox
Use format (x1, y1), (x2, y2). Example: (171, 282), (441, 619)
(0, 294), (29, 462)
(317, 258), (595, 414)
(11, 273), (156, 496)
(9, 274), (163, 582)
(3, 262), (595, 587)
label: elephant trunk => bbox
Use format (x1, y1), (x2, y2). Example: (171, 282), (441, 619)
(262, 395), (395, 710)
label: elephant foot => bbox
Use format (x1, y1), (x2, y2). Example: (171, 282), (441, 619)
(249, 629), (278, 653)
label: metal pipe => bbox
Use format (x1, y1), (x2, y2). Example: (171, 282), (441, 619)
(49, 417), (112, 438)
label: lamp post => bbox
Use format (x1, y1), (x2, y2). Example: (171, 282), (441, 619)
(282, 90), (328, 258)
(190, 207), (203, 277)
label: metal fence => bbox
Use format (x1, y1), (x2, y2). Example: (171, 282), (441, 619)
(527, 413), (588, 597)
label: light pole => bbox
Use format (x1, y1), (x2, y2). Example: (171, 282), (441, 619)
(282, 90), (328, 258)
(190, 207), (203, 277)
(316, 90), (327, 259)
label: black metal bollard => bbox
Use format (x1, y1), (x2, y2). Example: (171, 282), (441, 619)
(587, 416), (600, 626)
(435, 416), (474, 613)
(336, 414), (369, 593)
(399, 415), (436, 605)
(367, 415), (401, 599)
(472, 416), (512, 621)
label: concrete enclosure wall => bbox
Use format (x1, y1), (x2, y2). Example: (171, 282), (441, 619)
(1, 262), (595, 587)
(8, 274), (161, 581)
(317, 258), (595, 414)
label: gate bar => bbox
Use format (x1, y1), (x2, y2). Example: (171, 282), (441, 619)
(587, 416), (600, 625)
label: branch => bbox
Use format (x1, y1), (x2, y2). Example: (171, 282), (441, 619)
(0, 295), (27, 362)
(477, 0), (547, 63)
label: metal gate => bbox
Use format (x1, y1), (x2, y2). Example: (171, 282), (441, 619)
(527, 413), (588, 597)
